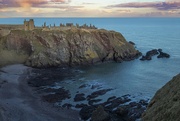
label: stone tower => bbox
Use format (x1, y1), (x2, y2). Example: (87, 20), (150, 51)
(24, 19), (29, 31)
(29, 19), (34, 30)
(24, 19), (35, 31)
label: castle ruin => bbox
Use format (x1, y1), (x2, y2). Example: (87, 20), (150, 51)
(0, 19), (97, 32)
(24, 19), (35, 31)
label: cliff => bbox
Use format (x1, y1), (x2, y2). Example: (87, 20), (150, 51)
(0, 28), (140, 67)
(142, 74), (180, 121)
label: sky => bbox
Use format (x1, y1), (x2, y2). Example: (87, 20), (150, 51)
(0, 0), (180, 17)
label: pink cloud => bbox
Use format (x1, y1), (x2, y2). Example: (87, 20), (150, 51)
(107, 1), (180, 10)
(0, 0), (70, 8)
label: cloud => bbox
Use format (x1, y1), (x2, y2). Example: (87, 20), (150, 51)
(107, 1), (180, 10)
(0, 0), (70, 8)
(117, 9), (131, 13)
(82, 2), (96, 5)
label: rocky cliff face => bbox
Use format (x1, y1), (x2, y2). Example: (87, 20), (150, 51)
(0, 28), (140, 67)
(142, 74), (180, 121)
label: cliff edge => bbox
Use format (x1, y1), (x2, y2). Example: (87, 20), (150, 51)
(0, 28), (140, 67)
(142, 74), (180, 121)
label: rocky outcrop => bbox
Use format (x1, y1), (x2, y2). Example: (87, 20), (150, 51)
(91, 105), (110, 121)
(0, 28), (140, 67)
(140, 49), (170, 61)
(142, 74), (180, 121)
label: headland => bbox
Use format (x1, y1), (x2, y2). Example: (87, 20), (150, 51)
(0, 19), (141, 67)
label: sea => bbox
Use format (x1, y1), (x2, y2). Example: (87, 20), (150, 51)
(0, 18), (180, 105)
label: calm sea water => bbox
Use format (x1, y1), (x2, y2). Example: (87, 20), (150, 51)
(1, 18), (180, 102)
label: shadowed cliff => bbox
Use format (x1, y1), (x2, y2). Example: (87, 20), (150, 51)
(142, 74), (180, 121)
(0, 28), (140, 67)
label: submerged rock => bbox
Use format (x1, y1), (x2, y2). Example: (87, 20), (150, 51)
(142, 74), (180, 121)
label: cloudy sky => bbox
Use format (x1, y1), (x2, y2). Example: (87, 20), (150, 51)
(0, 0), (180, 17)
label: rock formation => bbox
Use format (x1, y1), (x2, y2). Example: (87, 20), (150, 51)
(91, 105), (110, 121)
(0, 28), (141, 67)
(142, 74), (180, 121)
(140, 49), (170, 61)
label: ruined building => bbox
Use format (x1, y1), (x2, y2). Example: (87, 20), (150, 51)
(24, 19), (35, 31)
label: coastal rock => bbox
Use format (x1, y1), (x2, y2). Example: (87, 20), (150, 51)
(74, 93), (86, 102)
(79, 106), (95, 120)
(0, 28), (141, 67)
(42, 88), (71, 103)
(75, 104), (88, 109)
(140, 49), (170, 61)
(140, 49), (158, 61)
(157, 49), (170, 58)
(87, 89), (113, 100)
(129, 41), (135, 45)
(79, 94), (148, 121)
(91, 105), (110, 121)
(142, 74), (180, 121)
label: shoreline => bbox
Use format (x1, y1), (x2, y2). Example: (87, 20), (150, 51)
(0, 64), (80, 121)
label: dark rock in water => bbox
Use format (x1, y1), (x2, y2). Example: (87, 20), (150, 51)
(42, 88), (70, 103)
(107, 96), (116, 102)
(79, 93), (149, 121)
(79, 106), (95, 120)
(140, 55), (147, 61)
(62, 103), (72, 109)
(129, 41), (135, 45)
(105, 97), (131, 111)
(139, 99), (149, 106)
(115, 106), (128, 116)
(87, 89), (113, 100)
(157, 50), (170, 58)
(105, 98), (123, 111)
(75, 103), (88, 109)
(91, 83), (102, 89)
(158, 48), (162, 52)
(140, 49), (158, 61)
(88, 99), (102, 105)
(114, 101), (148, 121)
(79, 84), (88, 89)
(140, 48), (170, 61)
(74, 93), (86, 102)
(91, 105), (110, 121)
(146, 49), (158, 57)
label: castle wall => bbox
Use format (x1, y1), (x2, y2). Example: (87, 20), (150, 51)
(24, 19), (35, 31)
(24, 21), (29, 31)
(29, 19), (34, 30)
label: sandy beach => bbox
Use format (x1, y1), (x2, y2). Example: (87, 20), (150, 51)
(0, 64), (80, 121)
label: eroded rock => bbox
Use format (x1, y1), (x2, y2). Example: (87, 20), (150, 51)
(0, 28), (141, 67)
